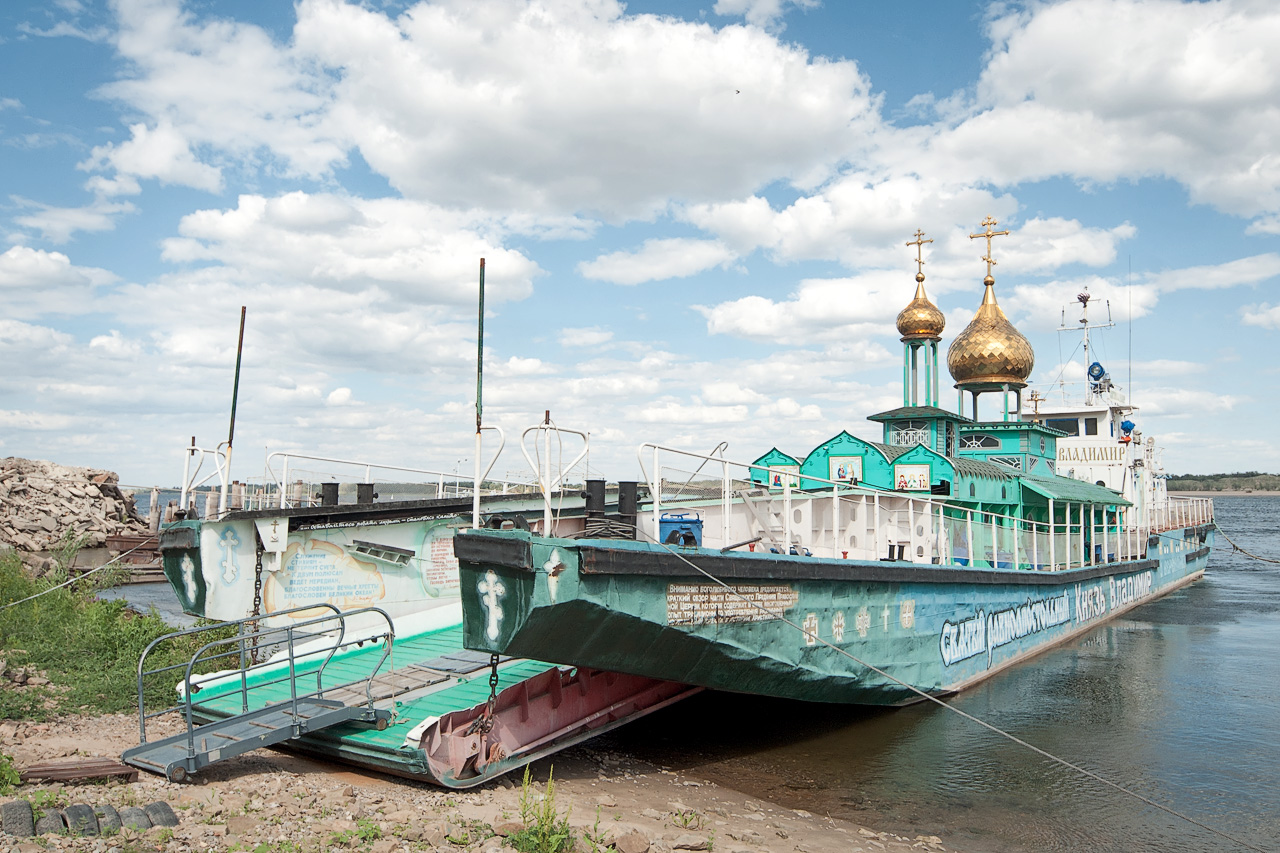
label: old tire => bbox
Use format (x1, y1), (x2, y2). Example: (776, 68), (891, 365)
(118, 806), (151, 831)
(143, 801), (179, 828)
(1, 799), (36, 837)
(94, 804), (122, 834)
(63, 804), (98, 836)
(34, 809), (65, 835)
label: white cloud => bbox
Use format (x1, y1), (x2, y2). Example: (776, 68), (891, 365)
(701, 382), (767, 405)
(579, 238), (736, 285)
(1242, 303), (1280, 329)
(559, 327), (614, 347)
(11, 196), (137, 243)
(159, 192), (540, 305)
(0, 246), (117, 317)
(936, 0), (1280, 226)
(82, 121), (223, 193)
(713, 0), (820, 30)
(292, 0), (877, 217)
(1142, 253), (1280, 292)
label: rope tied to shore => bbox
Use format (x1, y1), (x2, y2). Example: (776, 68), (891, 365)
(0, 537), (157, 613)
(1216, 527), (1280, 564)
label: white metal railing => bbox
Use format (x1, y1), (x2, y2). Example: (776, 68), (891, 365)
(265, 427), (512, 512)
(179, 440), (232, 517)
(637, 442), (1164, 572)
(1150, 495), (1214, 532)
(520, 422), (590, 535)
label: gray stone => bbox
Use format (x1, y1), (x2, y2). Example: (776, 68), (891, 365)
(670, 834), (710, 851)
(615, 829), (651, 853)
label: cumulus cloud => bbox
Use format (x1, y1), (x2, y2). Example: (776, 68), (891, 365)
(559, 327), (614, 347)
(82, 121), (223, 193)
(11, 196), (137, 243)
(579, 238), (736, 285)
(160, 192), (540, 304)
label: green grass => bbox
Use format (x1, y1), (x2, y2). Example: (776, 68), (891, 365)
(0, 550), (233, 720)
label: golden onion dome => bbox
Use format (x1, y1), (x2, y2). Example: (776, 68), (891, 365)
(896, 273), (946, 341)
(947, 276), (1035, 388)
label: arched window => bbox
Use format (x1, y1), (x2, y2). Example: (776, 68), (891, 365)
(960, 433), (1000, 449)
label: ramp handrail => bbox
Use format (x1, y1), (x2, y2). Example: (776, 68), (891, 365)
(135, 605), (395, 762)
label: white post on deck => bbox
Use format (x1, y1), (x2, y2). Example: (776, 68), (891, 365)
(652, 445), (662, 544)
(1031, 518), (1039, 569)
(832, 482), (841, 558)
(1048, 498), (1056, 570)
(722, 456), (731, 548)
(1078, 504), (1085, 567)
(279, 456), (290, 509)
(1102, 506), (1109, 562)
(874, 493), (881, 558)
(1013, 512), (1020, 570)
(989, 513), (997, 569)
(783, 479), (793, 551)
(966, 507), (974, 567)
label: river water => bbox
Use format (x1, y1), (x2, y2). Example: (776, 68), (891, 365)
(595, 496), (1279, 852)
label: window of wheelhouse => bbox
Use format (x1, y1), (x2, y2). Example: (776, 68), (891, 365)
(1046, 417), (1079, 436)
(1084, 417), (1098, 436)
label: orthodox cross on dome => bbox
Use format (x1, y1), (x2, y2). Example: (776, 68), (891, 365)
(905, 229), (933, 276)
(969, 216), (1010, 279)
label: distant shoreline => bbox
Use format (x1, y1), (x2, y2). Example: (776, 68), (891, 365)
(1169, 490), (1280, 497)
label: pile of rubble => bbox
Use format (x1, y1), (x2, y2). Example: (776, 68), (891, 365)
(0, 457), (149, 570)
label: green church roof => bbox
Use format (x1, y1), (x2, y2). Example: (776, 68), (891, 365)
(1020, 474), (1130, 506)
(866, 406), (974, 423)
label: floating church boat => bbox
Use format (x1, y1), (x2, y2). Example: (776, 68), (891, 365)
(452, 219), (1215, 706)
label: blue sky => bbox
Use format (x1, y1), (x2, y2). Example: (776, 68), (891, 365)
(2, 0), (1278, 486)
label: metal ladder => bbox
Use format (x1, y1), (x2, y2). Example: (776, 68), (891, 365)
(123, 604), (395, 782)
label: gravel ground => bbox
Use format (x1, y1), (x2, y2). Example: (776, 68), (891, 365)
(1, 715), (960, 853)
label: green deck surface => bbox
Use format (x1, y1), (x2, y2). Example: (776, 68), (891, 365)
(189, 624), (555, 753)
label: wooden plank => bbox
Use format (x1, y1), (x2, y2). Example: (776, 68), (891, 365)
(19, 758), (139, 784)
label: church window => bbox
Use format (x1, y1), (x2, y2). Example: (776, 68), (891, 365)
(891, 421), (930, 447)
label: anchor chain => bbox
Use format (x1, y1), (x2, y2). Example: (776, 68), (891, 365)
(248, 538), (264, 664)
(466, 653), (502, 735)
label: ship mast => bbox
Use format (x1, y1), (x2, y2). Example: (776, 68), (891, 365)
(1058, 287), (1114, 405)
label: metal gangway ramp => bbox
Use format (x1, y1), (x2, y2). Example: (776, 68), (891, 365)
(123, 604), (395, 782)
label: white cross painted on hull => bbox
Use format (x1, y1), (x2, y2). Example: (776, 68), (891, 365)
(477, 569), (506, 641)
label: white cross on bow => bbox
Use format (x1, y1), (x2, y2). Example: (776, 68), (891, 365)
(477, 569), (506, 641)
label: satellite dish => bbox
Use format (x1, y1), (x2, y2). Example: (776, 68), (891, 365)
(1088, 361), (1106, 381)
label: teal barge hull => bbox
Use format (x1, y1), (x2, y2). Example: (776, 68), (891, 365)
(455, 525), (1213, 706)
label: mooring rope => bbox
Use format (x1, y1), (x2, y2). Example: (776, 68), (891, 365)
(627, 527), (1265, 853)
(0, 537), (157, 612)
(1215, 527), (1280, 565)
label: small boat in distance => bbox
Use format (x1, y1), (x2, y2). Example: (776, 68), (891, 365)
(453, 220), (1215, 706)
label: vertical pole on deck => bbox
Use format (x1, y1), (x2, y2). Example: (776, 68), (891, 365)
(722, 456), (730, 549)
(1078, 504), (1085, 568)
(543, 410), (553, 536)
(966, 507), (974, 567)
(473, 259), (485, 529)
(1048, 498), (1056, 570)
(783, 479), (793, 551)
(1013, 511), (1019, 570)
(832, 481), (841, 558)
(1103, 505), (1109, 562)
(653, 445), (661, 545)
(221, 307), (247, 516)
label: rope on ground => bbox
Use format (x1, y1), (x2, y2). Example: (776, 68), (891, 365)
(1216, 527), (1280, 565)
(0, 537), (158, 612)
(632, 527), (1265, 853)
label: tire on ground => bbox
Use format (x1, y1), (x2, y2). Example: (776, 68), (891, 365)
(1, 800), (36, 837)
(94, 804), (122, 834)
(143, 801), (179, 828)
(118, 806), (151, 831)
(63, 803), (98, 836)
(34, 809), (66, 835)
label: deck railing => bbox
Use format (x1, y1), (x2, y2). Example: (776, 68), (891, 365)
(637, 443), (1211, 572)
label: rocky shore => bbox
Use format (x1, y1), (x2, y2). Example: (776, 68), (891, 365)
(0, 458), (149, 574)
(0, 715), (957, 853)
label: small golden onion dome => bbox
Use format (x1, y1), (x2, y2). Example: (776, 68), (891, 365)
(947, 276), (1035, 388)
(896, 273), (946, 341)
